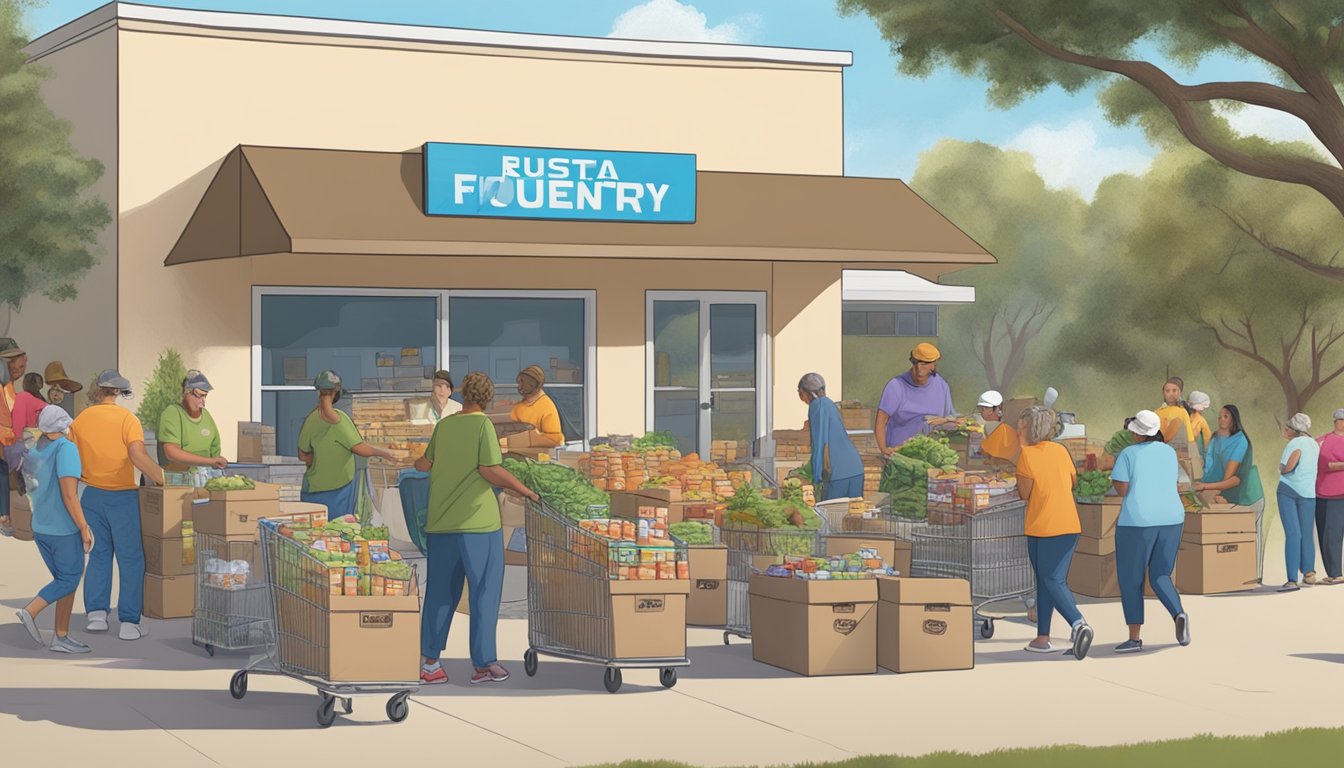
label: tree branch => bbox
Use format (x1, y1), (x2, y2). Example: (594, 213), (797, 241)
(1213, 206), (1344, 280)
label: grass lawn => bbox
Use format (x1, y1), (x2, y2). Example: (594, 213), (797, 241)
(580, 728), (1344, 768)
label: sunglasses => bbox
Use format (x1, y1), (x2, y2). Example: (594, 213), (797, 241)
(190, 390), (209, 399)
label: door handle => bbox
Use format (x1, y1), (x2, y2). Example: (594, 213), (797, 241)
(701, 394), (716, 411)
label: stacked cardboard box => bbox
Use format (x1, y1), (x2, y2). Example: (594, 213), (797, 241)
(686, 545), (728, 626)
(837, 401), (874, 432)
(237, 422), (276, 464)
(261, 460), (307, 502)
(141, 486), (201, 619)
(194, 482), (282, 538)
(749, 574), (878, 676)
(549, 357), (583, 384)
(710, 440), (740, 464)
(1068, 498), (1122, 598)
(1176, 502), (1257, 594)
(878, 578), (973, 673)
(8, 491), (33, 541)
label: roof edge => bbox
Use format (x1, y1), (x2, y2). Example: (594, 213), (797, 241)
(28, 2), (854, 67)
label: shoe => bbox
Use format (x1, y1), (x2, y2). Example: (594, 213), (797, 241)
(1304, 572), (1318, 585)
(470, 664), (511, 684)
(1024, 642), (1056, 654)
(118, 622), (148, 641)
(1071, 623), (1094, 660)
(1327, 577), (1344, 586)
(0, 523), (13, 537)
(420, 664), (448, 685)
(86, 611), (109, 633)
(16, 610), (43, 647)
(1114, 639), (1144, 654)
(1175, 612), (1191, 646)
(50, 635), (92, 654)
(1279, 582), (1301, 592)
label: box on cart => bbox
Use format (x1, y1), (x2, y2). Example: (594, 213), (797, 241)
(144, 573), (195, 619)
(8, 491), (33, 541)
(140, 486), (198, 539)
(748, 574), (877, 676)
(195, 498), (282, 537)
(877, 577), (973, 674)
(825, 536), (912, 578)
(275, 589), (423, 683)
(609, 490), (686, 524)
(686, 546), (728, 626)
(609, 579), (690, 660)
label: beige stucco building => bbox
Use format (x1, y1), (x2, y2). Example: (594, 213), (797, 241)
(17, 2), (990, 460)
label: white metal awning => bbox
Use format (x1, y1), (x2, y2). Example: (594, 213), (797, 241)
(841, 270), (975, 304)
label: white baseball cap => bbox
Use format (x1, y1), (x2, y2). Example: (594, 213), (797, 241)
(977, 390), (1004, 408)
(1188, 391), (1211, 412)
(1128, 410), (1161, 437)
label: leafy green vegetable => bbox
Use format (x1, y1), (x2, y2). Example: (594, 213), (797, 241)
(632, 431), (680, 452)
(669, 521), (714, 545)
(1105, 430), (1136, 456)
(1075, 470), (1112, 500)
(205, 475), (256, 491)
(503, 458), (609, 521)
(897, 435), (959, 469)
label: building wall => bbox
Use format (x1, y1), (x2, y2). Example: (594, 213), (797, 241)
(10, 29), (118, 390)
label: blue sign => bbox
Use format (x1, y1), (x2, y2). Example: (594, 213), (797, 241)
(424, 142), (696, 223)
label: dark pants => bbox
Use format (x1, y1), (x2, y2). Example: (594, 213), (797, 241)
(420, 529), (505, 668)
(1027, 534), (1084, 636)
(1116, 524), (1183, 626)
(0, 458), (9, 518)
(1317, 498), (1344, 579)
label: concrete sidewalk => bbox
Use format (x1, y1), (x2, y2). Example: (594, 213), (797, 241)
(1, 536), (1342, 767)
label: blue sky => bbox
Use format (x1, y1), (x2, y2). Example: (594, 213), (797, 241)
(24, 0), (1322, 199)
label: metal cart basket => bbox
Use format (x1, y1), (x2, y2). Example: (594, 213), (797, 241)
(225, 521), (420, 728)
(718, 507), (827, 645)
(522, 497), (690, 693)
(193, 532), (270, 657)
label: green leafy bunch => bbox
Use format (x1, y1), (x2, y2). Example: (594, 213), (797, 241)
(136, 348), (188, 430)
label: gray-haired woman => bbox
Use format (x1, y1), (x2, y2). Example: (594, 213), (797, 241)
(798, 373), (864, 501)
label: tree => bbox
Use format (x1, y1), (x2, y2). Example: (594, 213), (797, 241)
(0, 0), (110, 335)
(909, 140), (1085, 395)
(137, 348), (186, 432)
(839, 0), (1344, 280)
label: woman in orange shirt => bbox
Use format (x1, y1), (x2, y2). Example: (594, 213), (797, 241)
(1016, 405), (1093, 660)
(510, 365), (565, 447)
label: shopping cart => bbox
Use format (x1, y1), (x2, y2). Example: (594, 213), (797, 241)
(193, 532), (270, 657)
(718, 506), (827, 645)
(226, 520), (420, 728)
(521, 497), (690, 693)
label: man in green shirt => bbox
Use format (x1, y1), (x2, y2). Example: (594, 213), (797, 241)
(297, 370), (395, 519)
(158, 370), (226, 471)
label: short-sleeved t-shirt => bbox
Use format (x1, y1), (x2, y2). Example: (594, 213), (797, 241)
(981, 423), (1020, 462)
(1111, 441), (1184, 527)
(1280, 436), (1319, 498)
(1204, 431), (1264, 506)
(877, 371), (955, 448)
(1155, 404), (1195, 443)
(1016, 441), (1080, 538)
(25, 436), (82, 536)
(511, 394), (565, 445)
(69, 403), (146, 491)
(157, 403), (221, 466)
(424, 412), (503, 534)
(297, 410), (362, 493)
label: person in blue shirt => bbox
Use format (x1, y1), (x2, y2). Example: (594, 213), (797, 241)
(15, 405), (94, 654)
(798, 373), (864, 501)
(1195, 403), (1266, 582)
(1110, 410), (1191, 653)
(1276, 413), (1320, 591)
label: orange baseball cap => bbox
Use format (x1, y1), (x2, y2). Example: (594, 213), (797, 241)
(911, 343), (941, 363)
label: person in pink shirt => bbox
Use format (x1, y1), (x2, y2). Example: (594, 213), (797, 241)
(1315, 409), (1344, 584)
(10, 373), (48, 437)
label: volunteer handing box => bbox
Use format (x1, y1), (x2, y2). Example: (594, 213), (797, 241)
(748, 574), (878, 677)
(194, 483), (282, 537)
(878, 577), (973, 674)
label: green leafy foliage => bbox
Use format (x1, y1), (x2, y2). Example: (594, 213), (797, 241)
(897, 435), (959, 469)
(135, 348), (187, 430)
(204, 475), (255, 491)
(503, 458), (609, 521)
(1105, 430), (1136, 456)
(669, 522), (713, 546)
(1075, 470), (1112, 500)
(632, 431), (679, 452)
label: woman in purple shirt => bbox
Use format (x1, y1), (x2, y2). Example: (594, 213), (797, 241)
(876, 343), (956, 455)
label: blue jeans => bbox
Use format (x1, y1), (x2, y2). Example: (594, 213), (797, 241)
(301, 478), (357, 521)
(420, 529), (504, 668)
(822, 474), (864, 501)
(1278, 483), (1317, 582)
(1116, 524), (1183, 626)
(1027, 534), (1083, 636)
(82, 487), (145, 623)
(35, 532), (85, 604)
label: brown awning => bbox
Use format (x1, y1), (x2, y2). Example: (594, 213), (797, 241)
(166, 145), (996, 266)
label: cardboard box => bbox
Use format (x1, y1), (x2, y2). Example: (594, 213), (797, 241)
(1077, 499), (1122, 540)
(144, 573), (195, 619)
(195, 499), (282, 537)
(1184, 507), (1256, 536)
(748, 575), (877, 676)
(499, 492), (527, 528)
(276, 591), (422, 682)
(504, 524), (527, 567)
(1068, 551), (1120, 598)
(1175, 537), (1256, 594)
(140, 487), (199, 539)
(207, 482), (281, 503)
(9, 491), (33, 541)
(609, 579), (690, 660)
(877, 577), (973, 674)
(825, 536), (913, 578)
(143, 534), (197, 577)
(609, 491), (686, 524)
(1075, 534), (1116, 557)
(275, 501), (328, 525)
(686, 546), (728, 626)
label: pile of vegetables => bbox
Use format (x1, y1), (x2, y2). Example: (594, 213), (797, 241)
(360, 525), (389, 541)
(1105, 430), (1136, 456)
(779, 476), (809, 506)
(874, 436), (961, 520)
(632, 431), (680, 452)
(669, 521), (714, 546)
(1075, 470), (1112, 501)
(897, 435), (959, 469)
(371, 561), (414, 581)
(723, 484), (819, 532)
(205, 475), (256, 491)
(504, 458), (609, 521)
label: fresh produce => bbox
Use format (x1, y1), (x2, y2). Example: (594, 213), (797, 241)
(792, 464), (815, 484)
(880, 453), (932, 494)
(896, 435), (959, 469)
(632, 431), (680, 452)
(205, 475), (256, 491)
(779, 476), (809, 506)
(764, 548), (897, 580)
(360, 525), (389, 541)
(1075, 470), (1112, 500)
(504, 458), (610, 521)
(669, 521), (714, 546)
(1105, 430), (1136, 456)
(371, 561), (414, 581)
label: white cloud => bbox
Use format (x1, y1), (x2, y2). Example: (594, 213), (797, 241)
(1006, 120), (1154, 199)
(1215, 103), (1335, 163)
(609, 0), (759, 44)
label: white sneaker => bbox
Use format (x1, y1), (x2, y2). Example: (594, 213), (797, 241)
(118, 622), (148, 641)
(86, 611), (109, 633)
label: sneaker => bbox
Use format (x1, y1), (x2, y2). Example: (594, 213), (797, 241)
(1304, 572), (1319, 585)
(1114, 639), (1144, 654)
(420, 664), (448, 685)
(470, 664), (511, 684)
(1024, 641), (1056, 654)
(1278, 582), (1301, 592)
(1071, 623), (1094, 660)
(118, 622), (148, 641)
(16, 610), (43, 647)
(1175, 612), (1191, 646)
(86, 611), (109, 633)
(50, 635), (91, 654)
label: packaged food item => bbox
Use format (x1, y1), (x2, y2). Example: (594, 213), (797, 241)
(344, 566), (360, 596)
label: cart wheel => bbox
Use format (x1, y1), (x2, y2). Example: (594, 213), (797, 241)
(386, 691), (410, 723)
(603, 667), (623, 694)
(980, 619), (995, 639)
(660, 668), (677, 689)
(341, 698), (353, 715)
(524, 648), (538, 677)
(722, 631), (731, 646)
(317, 695), (337, 728)
(205, 644), (215, 658)
(229, 670), (248, 700)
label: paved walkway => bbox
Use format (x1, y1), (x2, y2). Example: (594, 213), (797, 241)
(1, 534), (1341, 767)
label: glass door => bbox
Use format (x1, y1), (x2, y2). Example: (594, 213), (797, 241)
(648, 293), (767, 457)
